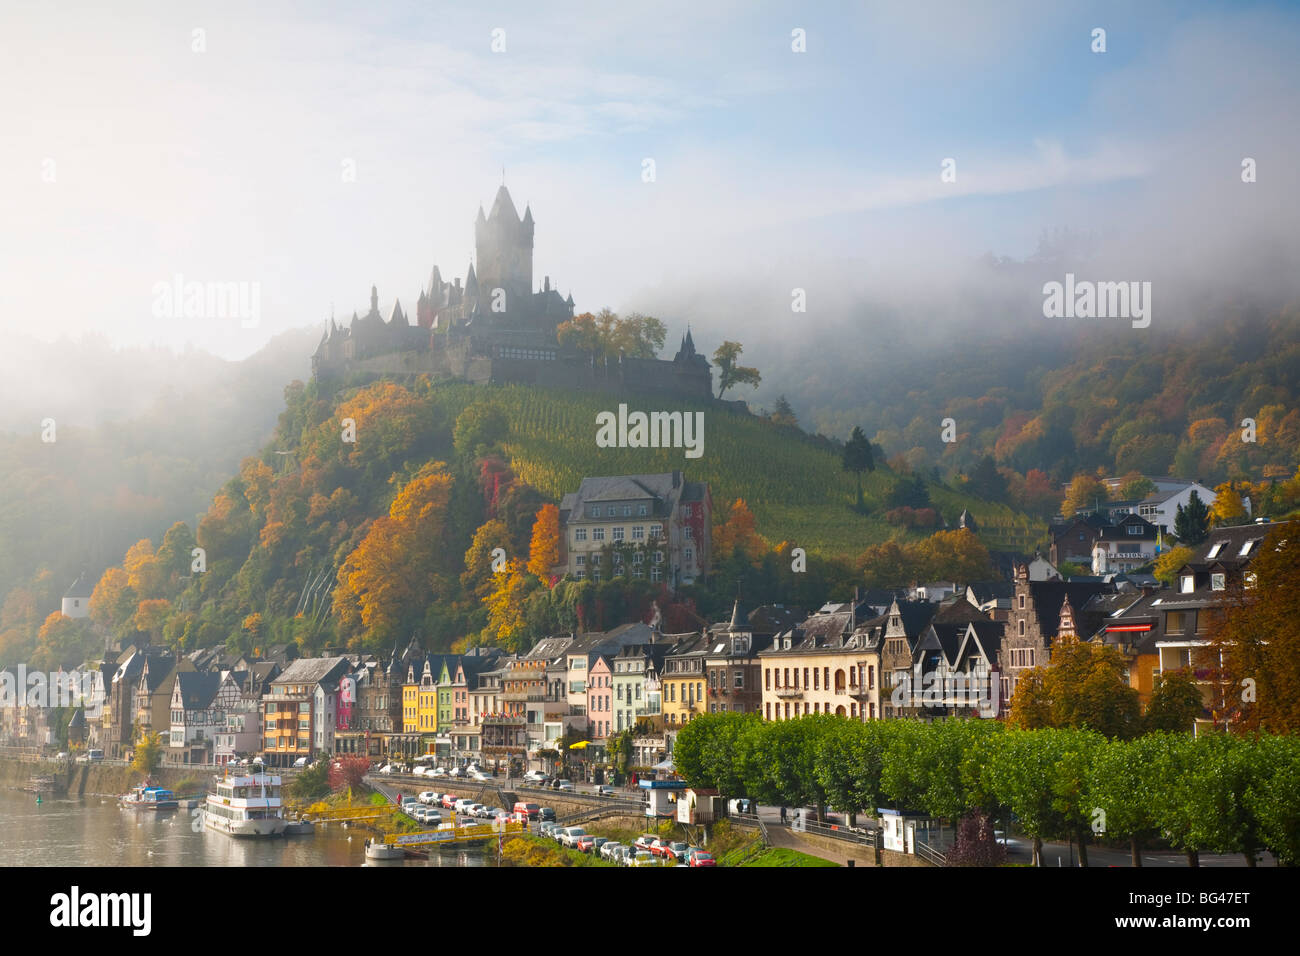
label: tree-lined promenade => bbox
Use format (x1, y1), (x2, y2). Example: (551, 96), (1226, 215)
(672, 713), (1300, 867)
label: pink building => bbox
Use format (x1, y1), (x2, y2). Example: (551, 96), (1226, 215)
(586, 656), (613, 741)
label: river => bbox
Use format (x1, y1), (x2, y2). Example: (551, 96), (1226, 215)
(0, 789), (497, 867)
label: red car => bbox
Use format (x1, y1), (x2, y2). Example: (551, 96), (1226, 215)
(575, 835), (596, 853)
(689, 851), (716, 867)
(441, 794), (458, 809)
(649, 840), (675, 858)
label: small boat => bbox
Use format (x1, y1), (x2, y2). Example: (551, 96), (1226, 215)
(119, 785), (179, 811)
(283, 818), (315, 836)
(364, 838), (405, 861)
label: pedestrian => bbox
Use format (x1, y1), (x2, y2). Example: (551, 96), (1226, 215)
(780, 806), (787, 824)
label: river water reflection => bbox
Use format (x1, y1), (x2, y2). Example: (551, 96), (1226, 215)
(0, 790), (496, 867)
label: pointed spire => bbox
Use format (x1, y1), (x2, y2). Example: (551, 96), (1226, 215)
(390, 300), (405, 325)
(488, 184), (519, 222)
(728, 599), (744, 632)
(465, 262), (478, 296)
(522, 204), (534, 226)
(370, 285), (379, 315)
(476, 204), (487, 225)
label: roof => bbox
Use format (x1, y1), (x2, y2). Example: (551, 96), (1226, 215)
(1026, 580), (1114, 640)
(1183, 520), (1293, 574)
(64, 572), (93, 599)
(273, 656), (352, 687)
(174, 671), (223, 711)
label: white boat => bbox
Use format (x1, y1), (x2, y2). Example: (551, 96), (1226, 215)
(203, 770), (288, 837)
(364, 838), (405, 861)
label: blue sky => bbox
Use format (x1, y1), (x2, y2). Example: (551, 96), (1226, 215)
(1, 0), (1297, 360)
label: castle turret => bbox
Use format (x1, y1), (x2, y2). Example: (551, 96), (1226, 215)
(475, 184), (533, 316)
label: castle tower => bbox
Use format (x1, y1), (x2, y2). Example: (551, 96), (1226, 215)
(474, 185), (533, 318)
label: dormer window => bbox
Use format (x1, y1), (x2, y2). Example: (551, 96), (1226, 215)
(1211, 573), (1226, 591)
(1127, 525), (1142, 535)
(1180, 575), (1195, 594)
(592, 506), (601, 517)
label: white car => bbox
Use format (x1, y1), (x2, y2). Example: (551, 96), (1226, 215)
(430, 767), (447, 777)
(454, 798), (476, 813)
(523, 770), (545, 783)
(418, 791), (437, 805)
(378, 764), (394, 774)
(471, 771), (490, 781)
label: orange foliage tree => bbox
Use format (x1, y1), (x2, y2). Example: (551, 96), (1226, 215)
(527, 504), (561, 582)
(333, 462), (455, 647)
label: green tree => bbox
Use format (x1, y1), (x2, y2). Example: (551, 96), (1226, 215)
(1153, 545), (1194, 586)
(712, 341), (761, 400)
(1089, 734), (1170, 867)
(841, 426), (875, 511)
(1143, 669), (1203, 734)
(1244, 733), (1300, 866)
(1174, 490), (1210, 545)
(289, 759), (331, 801)
(1007, 635), (1141, 739)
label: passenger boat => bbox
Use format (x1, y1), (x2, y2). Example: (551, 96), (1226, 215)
(119, 784), (178, 810)
(203, 770), (288, 837)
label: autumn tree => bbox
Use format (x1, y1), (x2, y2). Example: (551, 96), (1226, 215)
(1007, 634), (1141, 739)
(453, 403), (509, 458)
(132, 732), (164, 778)
(1153, 545), (1194, 586)
(89, 566), (137, 637)
(712, 499), (767, 565)
(31, 612), (95, 671)
(841, 426), (874, 510)
(770, 395), (798, 428)
(1061, 473), (1109, 517)
(1117, 475), (1157, 502)
(462, 519), (512, 601)
(1208, 482), (1248, 527)
(913, 529), (992, 583)
(527, 504), (561, 582)
(333, 462), (455, 647)
(712, 341), (761, 400)
(1206, 525), (1300, 734)
(481, 559), (537, 653)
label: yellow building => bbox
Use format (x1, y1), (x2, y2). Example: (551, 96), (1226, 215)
(661, 633), (708, 729)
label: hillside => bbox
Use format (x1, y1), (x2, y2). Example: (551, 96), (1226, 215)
(13, 375), (1031, 666)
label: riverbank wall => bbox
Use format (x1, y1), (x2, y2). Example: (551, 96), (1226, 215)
(0, 756), (209, 797)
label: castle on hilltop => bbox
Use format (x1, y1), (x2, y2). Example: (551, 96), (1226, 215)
(312, 186), (713, 399)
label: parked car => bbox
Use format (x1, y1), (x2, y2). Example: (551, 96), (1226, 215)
(429, 767), (447, 777)
(628, 851), (656, 867)
(557, 780), (574, 792)
(539, 822), (557, 838)
(559, 827), (587, 848)
(595, 785), (615, 797)
(441, 794), (458, 809)
(424, 811), (443, 827)
(575, 835), (596, 853)
(688, 851), (716, 867)
(538, 807), (556, 822)
(512, 802), (541, 819)
(649, 840), (673, 858)
(448, 767), (466, 778)
(634, 835), (659, 851)
(418, 791), (437, 805)
(590, 836), (608, 852)
(512, 810), (529, 824)
(523, 770), (546, 783)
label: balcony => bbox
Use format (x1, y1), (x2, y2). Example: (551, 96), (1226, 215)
(774, 687), (803, 700)
(503, 691), (546, 703)
(481, 715), (526, 726)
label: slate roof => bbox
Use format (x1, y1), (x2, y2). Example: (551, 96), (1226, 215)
(273, 655), (352, 687)
(174, 671), (223, 711)
(64, 572), (93, 599)
(1027, 581), (1114, 640)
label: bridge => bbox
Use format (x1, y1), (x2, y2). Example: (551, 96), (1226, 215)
(383, 820), (526, 847)
(304, 804), (393, 823)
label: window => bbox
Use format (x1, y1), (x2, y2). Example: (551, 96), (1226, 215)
(613, 527), (625, 541)
(649, 524), (663, 538)
(868, 665), (875, 689)
(765, 668), (771, 690)
(1018, 620), (1025, 636)
(576, 554), (586, 566)
(592, 506), (601, 517)
(1211, 573), (1226, 591)
(1206, 542), (1224, 559)
(684, 548), (693, 563)
(638, 505), (648, 516)
(765, 702), (771, 720)
(632, 551), (644, 565)
(1127, 524), (1142, 535)
(803, 668), (809, 689)
(734, 671), (743, 689)
(592, 527), (605, 541)
(653, 551), (664, 564)
(650, 567), (662, 582)
(574, 528), (587, 542)
(632, 526), (644, 540)
(590, 553), (601, 566)
(813, 669), (820, 691)
(1018, 595), (1026, 610)
(1180, 575), (1195, 594)
(684, 526), (693, 539)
